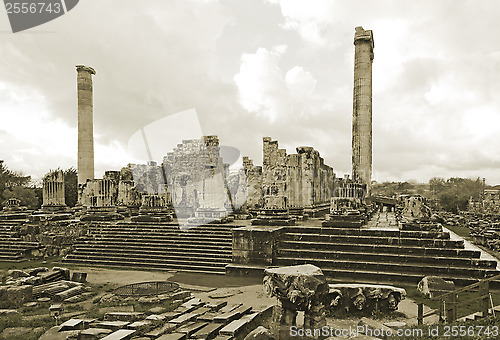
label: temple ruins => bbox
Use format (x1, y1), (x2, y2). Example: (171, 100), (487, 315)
(1, 27), (498, 339)
(42, 170), (66, 212)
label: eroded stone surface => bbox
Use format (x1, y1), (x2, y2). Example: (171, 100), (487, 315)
(417, 276), (455, 299)
(327, 284), (406, 315)
(264, 265), (328, 338)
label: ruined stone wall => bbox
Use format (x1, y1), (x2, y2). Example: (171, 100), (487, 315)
(78, 166), (143, 208)
(117, 180), (141, 207)
(42, 170), (65, 207)
(262, 137), (288, 210)
(227, 168), (247, 210)
(318, 158), (335, 204)
(334, 176), (365, 199)
(242, 156), (263, 210)
(128, 162), (166, 195)
(287, 146), (335, 209)
(162, 136), (230, 215)
(287, 154), (302, 209)
(79, 178), (119, 207)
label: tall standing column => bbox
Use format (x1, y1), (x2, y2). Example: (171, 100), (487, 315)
(76, 65), (96, 185)
(352, 27), (374, 196)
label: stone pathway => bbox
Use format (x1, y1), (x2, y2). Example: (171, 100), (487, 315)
(363, 211), (399, 230)
(443, 226), (500, 271)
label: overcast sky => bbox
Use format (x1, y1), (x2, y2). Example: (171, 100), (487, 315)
(1, 0), (500, 185)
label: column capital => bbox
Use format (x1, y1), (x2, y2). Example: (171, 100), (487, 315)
(76, 65), (96, 75)
(354, 26), (374, 51)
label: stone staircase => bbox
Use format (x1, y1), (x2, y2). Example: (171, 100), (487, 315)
(0, 222), (41, 262)
(276, 226), (500, 286)
(63, 222), (234, 274)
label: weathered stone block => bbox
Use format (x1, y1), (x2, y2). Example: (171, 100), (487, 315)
(232, 226), (284, 265)
(417, 276), (455, 299)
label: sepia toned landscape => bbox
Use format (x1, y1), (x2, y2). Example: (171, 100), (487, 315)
(1, 1), (500, 339)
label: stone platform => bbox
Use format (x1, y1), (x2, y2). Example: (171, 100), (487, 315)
(228, 212), (500, 287)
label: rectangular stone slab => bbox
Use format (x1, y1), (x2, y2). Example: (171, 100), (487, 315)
(206, 300), (227, 311)
(197, 312), (218, 322)
(158, 311), (181, 321)
(104, 312), (145, 322)
(190, 322), (225, 339)
(219, 318), (251, 336)
(213, 305), (252, 324)
(176, 321), (208, 336)
(169, 312), (200, 325)
(218, 312), (259, 337)
(126, 320), (152, 331)
(144, 322), (178, 338)
(218, 303), (242, 314)
(100, 329), (136, 340)
(59, 318), (84, 331)
(96, 321), (130, 331)
(212, 336), (232, 340)
(156, 333), (187, 340)
(79, 328), (113, 340)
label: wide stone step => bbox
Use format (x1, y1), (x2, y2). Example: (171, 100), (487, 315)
(0, 245), (37, 251)
(63, 257), (227, 274)
(80, 236), (232, 247)
(113, 222), (237, 231)
(226, 264), (500, 287)
(71, 248), (232, 261)
(280, 240), (479, 257)
(74, 239), (232, 250)
(89, 227), (233, 237)
(320, 267), (499, 287)
(87, 229), (232, 240)
(284, 226), (450, 239)
(74, 245), (232, 256)
(276, 257), (499, 279)
(284, 233), (464, 248)
(65, 253), (229, 267)
(278, 249), (497, 268)
(0, 240), (41, 247)
(91, 223), (234, 232)
(0, 254), (24, 261)
(0, 249), (22, 255)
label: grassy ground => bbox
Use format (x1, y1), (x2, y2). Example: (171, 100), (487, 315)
(445, 224), (471, 238)
(0, 313), (53, 340)
(0, 257), (61, 273)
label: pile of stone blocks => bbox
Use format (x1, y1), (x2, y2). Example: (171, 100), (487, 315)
(39, 294), (273, 340)
(1, 267), (90, 308)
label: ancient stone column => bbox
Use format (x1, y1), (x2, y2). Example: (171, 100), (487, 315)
(352, 27), (374, 196)
(76, 65), (96, 185)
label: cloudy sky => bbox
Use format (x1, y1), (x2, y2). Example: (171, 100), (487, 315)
(1, 0), (500, 185)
